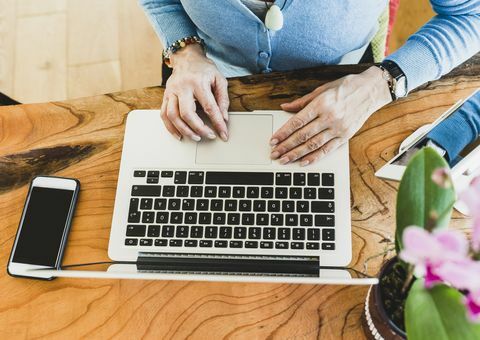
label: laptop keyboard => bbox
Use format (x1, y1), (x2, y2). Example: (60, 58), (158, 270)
(125, 170), (336, 251)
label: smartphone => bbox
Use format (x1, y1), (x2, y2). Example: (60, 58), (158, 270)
(7, 176), (80, 280)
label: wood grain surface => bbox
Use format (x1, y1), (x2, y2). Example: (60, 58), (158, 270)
(0, 55), (479, 339)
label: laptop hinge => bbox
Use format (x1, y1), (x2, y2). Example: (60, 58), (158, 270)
(136, 252), (320, 277)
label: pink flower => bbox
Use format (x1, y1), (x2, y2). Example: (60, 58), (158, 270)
(424, 263), (443, 288)
(434, 259), (480, 292)
(431, 167), (452, 189)
(459, 177), (480, 252)
(464, 290), (480, 323)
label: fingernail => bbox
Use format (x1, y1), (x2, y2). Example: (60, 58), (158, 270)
(224, 112), (229, 122)
(280, 103), (287, 107)
(279, 156), (289, 165)
(175, 134), (182, 141)
(221, 132), (228, 141)
(207, 132), (216, 140)
(191, 135), (201, 142)
(300, 160), (310, 167)
(270, 139), (278, 146)
(271, 151), (280, 159)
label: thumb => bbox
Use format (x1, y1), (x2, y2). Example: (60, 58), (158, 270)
(281, 92), (315, 112)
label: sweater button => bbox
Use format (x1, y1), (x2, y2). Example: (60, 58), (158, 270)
(259, 51), (269, 58)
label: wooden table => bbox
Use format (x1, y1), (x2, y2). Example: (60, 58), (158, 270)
(1, 56), (479, 339)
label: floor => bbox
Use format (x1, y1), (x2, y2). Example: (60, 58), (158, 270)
(0, 0), (433, 104)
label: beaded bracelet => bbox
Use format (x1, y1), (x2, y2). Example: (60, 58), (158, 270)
(163, 36), (206, 68)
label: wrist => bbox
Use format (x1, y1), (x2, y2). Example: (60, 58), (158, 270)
(170, 44), (207, 68)
(365, 65), (393, 106)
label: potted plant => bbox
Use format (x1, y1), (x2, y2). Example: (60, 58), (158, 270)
(363, 147), (480, 339)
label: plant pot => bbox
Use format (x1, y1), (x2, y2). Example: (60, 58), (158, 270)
(362, 257), (407, 340)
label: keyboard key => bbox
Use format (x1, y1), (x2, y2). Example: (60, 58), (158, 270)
(176, 225), (189, 237)
(300, 214), (313, 226)
(270, 214), (283, 226)
(227, 213), (240, 225)
(306, 242), (320, 250)
(140, 239), (153, 246)
(245, 241), (258, 248)
(289, 187), (302, 199)
(176, 186), (189, 197)
(322, 243), (335, 250)
(263, 227), (276, 239)
(318, 188), (334, 199)
(247, 187), (259, 198)
(315, 215), (335, 227)
(230, 240), (243, 248)
(294, 173), (306, 186)
(213, 213), (226, 225)
(215, 240), (228, 248)
(286, 214), (298, 226)
(182, 199), (195, 211)
(234, 227), (247, 239)
(282, 201), (294, 212)
(188, 171), (204, 184)
(162, 185), (175, 197)
(248, 227), (261, 239)
(307, 173), (320, 186)
(132, 185), (161, 197)
(174, 171), (187, 184)
(128, 211), (141, 223)
(205, 186), (217, 197)
(268, 200), (280, 212)
(278, 228), (290, 240)
(196, 199), (209, 211)
(134, 170), (146, 177)
(147, 177), (159, 184)
(304, 188), (316, 199)
(293, 228), (305, 240)
(155, 239), (168, 246)
(125, 238), (138, 246)
(322, 173), (334, 186)
(220, 226), (232, 238)
(275, 187), (288, 199)
(256, 214), (268, 225)
(191, 226), (203, 238)
(311, 201), (335, 213)
(291, 242), (304, 249)
(200, 240), (213, 247)
(322, 229), (335, 241)
(239, 200), (252, 211)
(307, 228), (320, 240)
(126, 224), (146, 237)
(190, 186), (203, 197)
(168, 199), (181, 210)
(276, 172), (292, 185)
(154, 198), (167, 210)
(253, 200), (266, 212)
(242, 213), (255, 225)
(219, 186), (231, 198)
(261, 187), (274, 198)
(185, 240), (198, 247)
(211, 200), (223, 211)
(225, 200), (237, 211)
(147, 225), (160, 237)
(199, 212), (212, 224)
(161, 225), (174, 237)
(129, 198), (139, 212)
(147, 170), (159, 178)
(156, 211), (169, 223)
(275, 242), (289, 249)
(142, 211), (155, 223)
(170, 212), (183, 224)
(232, 187), (245, 198)
(185, 212), (197, 224)
(297, 201), (309, 212)
(140, 198), (153, 210)
(205, 226), (218, 238)
(161, 170), (173, 177)
(206, 172), (274, 185)
(170, 239), (183, 247)
(260, 241), (274, 249)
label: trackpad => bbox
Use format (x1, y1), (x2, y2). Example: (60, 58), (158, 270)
(196, 114), (273, 165)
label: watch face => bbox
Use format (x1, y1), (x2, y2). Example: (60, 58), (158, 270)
(394, 77), (408, 97)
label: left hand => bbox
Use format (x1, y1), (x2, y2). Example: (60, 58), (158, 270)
(270, 66), (393, 166)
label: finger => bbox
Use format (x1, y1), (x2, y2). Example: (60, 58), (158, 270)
(280, 84), (330, 112)
(298, 138), (345, 166)
(271, 118), (328, 160)
(178, 92), (216, 139)
(276, 129), (334, 165)
(167, 95), (201, 141)
(160, 97), (182, 140)
(213, 75), (230, 122)
(270, 104), (318, 146)
(194, 86), (229, 141)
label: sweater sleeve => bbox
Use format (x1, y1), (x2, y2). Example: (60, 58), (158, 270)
(139, 0), (198, 48)
(385, 0), (480, 92)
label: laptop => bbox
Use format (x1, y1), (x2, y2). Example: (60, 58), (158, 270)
(105, 109), (359, 284)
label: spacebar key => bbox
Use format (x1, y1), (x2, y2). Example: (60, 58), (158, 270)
(131, 185), (161, 196)
(206, 172), (274, 185)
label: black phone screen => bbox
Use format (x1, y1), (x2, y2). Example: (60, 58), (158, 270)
(12, 187), (74, 266)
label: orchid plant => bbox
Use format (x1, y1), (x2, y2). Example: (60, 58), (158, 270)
(391, 147), (480, 339)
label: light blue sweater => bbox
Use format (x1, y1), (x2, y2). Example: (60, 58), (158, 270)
(140, 0), (480, 92)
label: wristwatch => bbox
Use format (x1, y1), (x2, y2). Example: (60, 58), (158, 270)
(378, 60), (408, 101)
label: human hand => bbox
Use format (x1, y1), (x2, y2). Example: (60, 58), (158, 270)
(270, 66), (392, 166)
(161, 44), (229, 141)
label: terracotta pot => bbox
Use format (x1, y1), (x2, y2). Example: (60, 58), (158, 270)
(362, 257), (407, 340)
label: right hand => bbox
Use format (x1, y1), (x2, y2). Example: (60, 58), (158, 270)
(161, 44), (229, 142)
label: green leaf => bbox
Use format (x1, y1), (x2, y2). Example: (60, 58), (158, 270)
(395, 147), (456, 252)
(405, 280), (480, 340)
